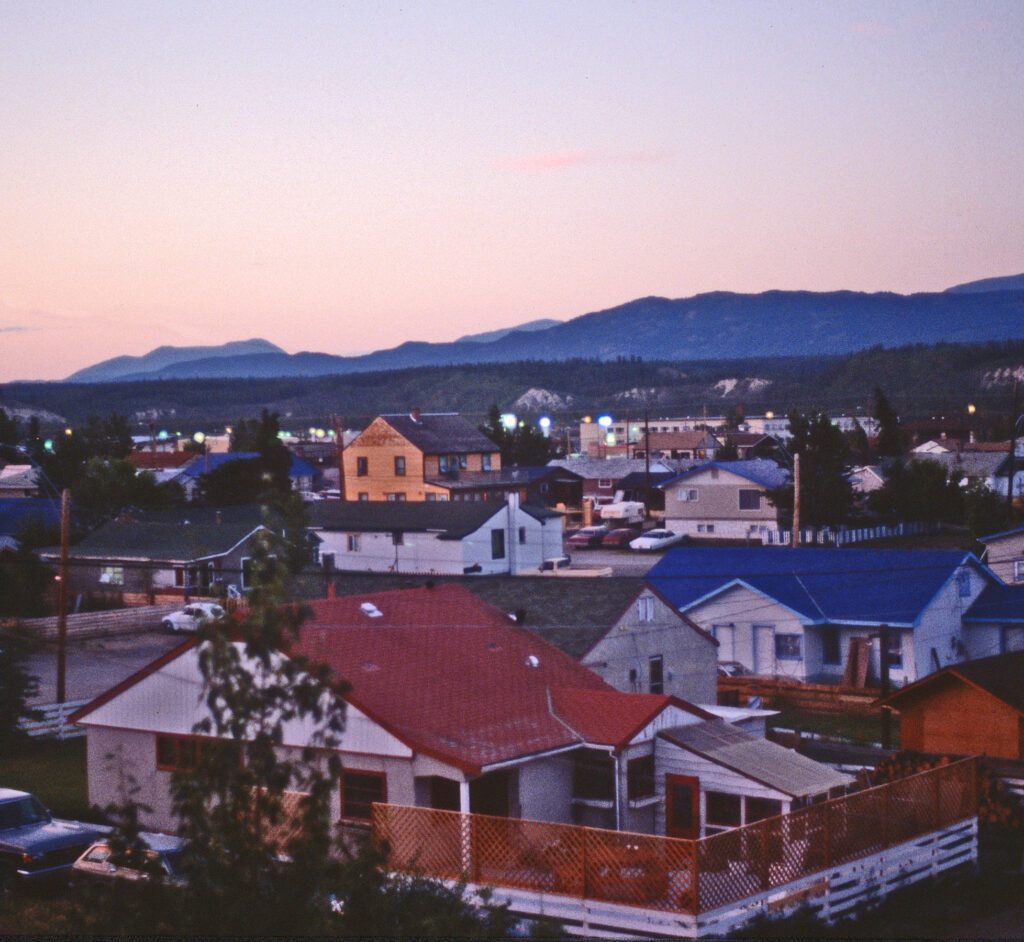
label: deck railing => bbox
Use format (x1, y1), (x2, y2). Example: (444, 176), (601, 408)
(372, 757), (977, 916)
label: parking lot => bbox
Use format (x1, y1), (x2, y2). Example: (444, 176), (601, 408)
(27, 627), (184, 706)
(560, 544), (663, 576)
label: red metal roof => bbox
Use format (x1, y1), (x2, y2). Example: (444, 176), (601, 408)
(295, 584), (686, 773)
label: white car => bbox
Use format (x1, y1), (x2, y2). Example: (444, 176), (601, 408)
(629, 529), (688, 552)
(161, 602), (226, 633)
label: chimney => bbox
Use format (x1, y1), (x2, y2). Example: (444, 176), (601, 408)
(410, 408), (421, 424)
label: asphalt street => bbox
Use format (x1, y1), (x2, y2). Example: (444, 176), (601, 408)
(26, 628), (185, 706)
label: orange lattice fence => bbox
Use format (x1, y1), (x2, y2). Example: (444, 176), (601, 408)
(373, 758), (977, 918)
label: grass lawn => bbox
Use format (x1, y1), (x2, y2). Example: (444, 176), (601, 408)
(4, 737), (95, 821)
(768, 705), (898, 746)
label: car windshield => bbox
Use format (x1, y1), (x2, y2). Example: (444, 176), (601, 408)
(162, 850), (184, 877)
(0, 795), (50, 828)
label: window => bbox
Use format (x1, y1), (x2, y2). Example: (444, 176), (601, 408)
(491, 529), (506, 560)
(99, 565), (124, 586)
(1014, 560), (1024, 583)
(677, 488), (698, 502)
(957, 570), (971, 597)
(340, 770), (387, 822)
(518, 526), (526, 545)
(357, 492), (369, 501)
(156, 735), (200, 772)
(697, 523), (715, 534)
(885, 631), (903, 669)
(394, 456), (406, 476)
(627, 755), (655, 801)
(597, 479), (613, 489)
(774, 634), (802, 660)
(738, 489), (762, 510)
(481, 454), (492, 471)
(822, 629), (841, 666)
(706, 791), (742, 829)
(385, 492), (407, 501)
(572, 749), (614, 802)
(636, 596), (655, 623)
(439, 454), (468, 473)
(425, 493), (437, 501)
(745, 797), (782, 823)
(356, 456), (368, 477)
(241, 557), (253, 589)
(392, 531), (404, 546)
(346, 534), (360, 552)
(649, 655), (664, 694)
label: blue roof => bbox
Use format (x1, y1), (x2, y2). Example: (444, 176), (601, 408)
(180, 452), (317, 481)
(0, 498), (61, 537)
(648, 546), (989, 628)
(964, 584), (1024, 623)
(658, 459), (790, 491)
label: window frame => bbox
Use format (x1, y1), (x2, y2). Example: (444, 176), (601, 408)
(156, 734), (201, 772)
(1013, 559), (1024, 582)
(346, 533), (361, 553)
(677, 488), (698, 502)
(627, 754), (656, 802)
(356, 456), (368, 477)
(393, 455), (406, 477)
(99, 564), (125, 586)
(738, 488), (762, 511)
(636, 596), (655, 623)
(491, 528), (506, 560)
(518, 526), (526, 545)
(340, 769), (388, 824)
(774, 633), (802, 661)
(821, 628), (841, 666)
(649, 655), (664, 694)
(705, 790), (742, 830)
(957, 569), (971, 598)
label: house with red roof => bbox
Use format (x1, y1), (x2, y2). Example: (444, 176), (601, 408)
(72, 584), (849, 841)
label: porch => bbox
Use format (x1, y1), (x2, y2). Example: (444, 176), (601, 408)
(373, 758), (978, 937)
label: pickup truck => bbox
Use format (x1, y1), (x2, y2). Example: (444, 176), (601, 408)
(0, 788), (109, 893)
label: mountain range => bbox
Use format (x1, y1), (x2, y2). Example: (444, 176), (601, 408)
(65, 276), (1024, 383)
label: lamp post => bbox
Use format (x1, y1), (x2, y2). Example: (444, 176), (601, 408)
(193, 431), (208, 474)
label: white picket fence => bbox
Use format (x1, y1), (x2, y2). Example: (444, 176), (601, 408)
(19, 698), (91, 740)
(762, 521), (934, 546)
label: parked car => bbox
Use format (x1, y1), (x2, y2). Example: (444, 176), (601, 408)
(629, 529), (688, 552)
(538, 555), (572, 572)
(0, 789), (109, 892)
(600, 527), (640, 548)
(161, 602), (226, 633)
(71, 832), (186, 887)
(567, 525), (609, 548)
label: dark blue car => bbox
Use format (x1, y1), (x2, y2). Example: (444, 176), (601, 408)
(0, 788), (109, 892)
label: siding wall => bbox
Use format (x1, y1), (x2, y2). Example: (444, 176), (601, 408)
(581, 589), (718, 703)
(983, 532), (1024, 585)
(653, 737), (790, 836)
(913, 563), (986, 680)
(897, 679), (1022, 759)
(664, 468), (778, 539)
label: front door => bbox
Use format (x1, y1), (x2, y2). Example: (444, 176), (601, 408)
(754, 624), (776, 675)
(665, 774), (700, 839)
(714, 624), (735, 662)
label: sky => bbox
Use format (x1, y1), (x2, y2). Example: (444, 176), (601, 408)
(1, 1), (1023, 381)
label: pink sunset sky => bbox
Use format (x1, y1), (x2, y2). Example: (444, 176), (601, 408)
(1, 1), (1022, 381)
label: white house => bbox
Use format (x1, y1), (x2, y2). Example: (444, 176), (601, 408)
(660, 460), (789, 540)
(71, 584), (849, 842)
(649, 546), (1004, 684)
(308, 495), (564, 576)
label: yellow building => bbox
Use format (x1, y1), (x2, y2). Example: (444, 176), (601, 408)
(342, 411), (501, 502)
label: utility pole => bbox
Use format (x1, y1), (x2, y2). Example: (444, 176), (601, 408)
(1008, 378), (1019, 509)
(879, 623), (892, 749)
(332, 415), (347, 501)
(643, 411), (651, 491)
(56, 488), (70, 705)
(792, 453), (801, 548)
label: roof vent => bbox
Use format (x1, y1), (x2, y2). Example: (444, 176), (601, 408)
(410, 408), (422, 424)
(524, 654), (540, 668)
(360, 602), (383, 618)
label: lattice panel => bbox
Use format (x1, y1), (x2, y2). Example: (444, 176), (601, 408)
(472, 814), (585, 895)
(696, 827), (762, 912)
(937, 762), (976, 825)
(583, 828), (695, 912)
(825, 787), (887, 866)
(247, 787), (309, 856)
(373, 804), (466, 880)
(888, 774), (938, 845)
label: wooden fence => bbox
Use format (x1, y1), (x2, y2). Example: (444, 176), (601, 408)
(373, 758), (976, 917)
(718, 675), (881, 714)
(12, 603), (182, 641)
(19, 698), (91, 740)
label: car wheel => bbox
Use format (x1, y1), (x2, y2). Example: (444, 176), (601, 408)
(162, 619), (176, 633)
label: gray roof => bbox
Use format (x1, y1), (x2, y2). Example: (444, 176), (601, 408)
(426, 466), (581, 491)
(659, 720), (853, 798)
(310, 500), (552, 540)
(926, 451), (1006, 480)
(47, 518), (266, 562)
(379, 413), (499, 455)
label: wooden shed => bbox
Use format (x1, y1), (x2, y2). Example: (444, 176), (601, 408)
(882, 651), (1024, 760)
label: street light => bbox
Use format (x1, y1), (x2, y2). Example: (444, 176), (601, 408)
(500, 413), (518, 431)
(538, 416), (552, 437)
